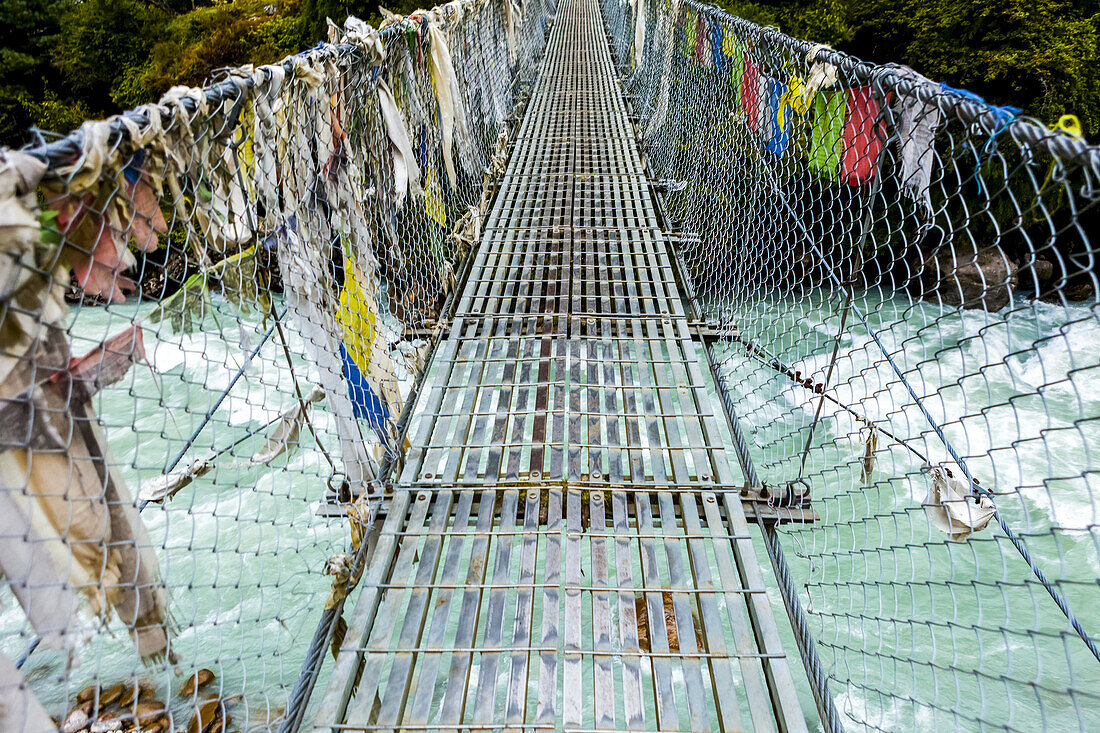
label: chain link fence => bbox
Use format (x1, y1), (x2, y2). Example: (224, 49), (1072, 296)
(604, 0), (1100, 729)
(0, 1), (552, 730)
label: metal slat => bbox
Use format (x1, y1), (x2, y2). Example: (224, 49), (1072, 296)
(612, 491), (647, 729)
(374, 490), (456, 727)
(602, 319), (625, 484)
(721, 491), (811, 733)
(684, 493), (770, 732)
(657, 491), (711, 731)
(402, 490), (475, 727)
(506, 489), (541, 722)
(590, 491), (615, 728)
(316, 491), (414, 725)
(437, 492), (496, 725)
(630, 318), (670, 486)
(471, 489), (520, 721)
(563, 489), (584, 727)
(344, 491), (433, 727)
(636, 493), (680, 729)
(536, 489), (563, 725)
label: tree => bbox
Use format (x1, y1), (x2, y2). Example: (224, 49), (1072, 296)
(0, 0), (66, 143)
(851, 0), (1100, 135)
(52, 0), (165, 109)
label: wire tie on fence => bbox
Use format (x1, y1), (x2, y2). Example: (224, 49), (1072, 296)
(323, 553), (357, 610)
(1038, 114), (1085, 193)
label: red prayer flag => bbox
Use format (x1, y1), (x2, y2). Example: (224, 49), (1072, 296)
(841, 86), (887, 185)
(741, 57), (760, 130)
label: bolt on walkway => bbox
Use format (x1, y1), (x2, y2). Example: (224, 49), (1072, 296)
(315, 0), (811, 729)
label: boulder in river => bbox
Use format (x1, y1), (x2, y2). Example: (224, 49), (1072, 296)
(921, 246), (1018, 311)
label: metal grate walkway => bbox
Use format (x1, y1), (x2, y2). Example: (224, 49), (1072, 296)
(315, 0), (811, 728)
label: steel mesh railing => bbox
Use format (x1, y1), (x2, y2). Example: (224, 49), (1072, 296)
(604, 0), (1100, 730)
(0, 1), (552, 730)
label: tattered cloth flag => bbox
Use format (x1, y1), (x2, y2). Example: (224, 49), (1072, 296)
(764, 78), (789, 155)
(271, 220), (379, 493)
(139, 454), (216, 504)
(644, 0), (683, 140)
(710, 22), (724, 71)
(426, 11), (469, 190)
(141, 384), (328, 502)
(861, 425), (878, 485)
(504, 0), (519, 63)
(723, 34), (744, 110)
(1, 325), (169, 661)
(49, 190), (137, 304)
(803, 44), (838, 105)
(53, 322), (148, 397)
(122, 153), (169, 253)
(922, 465), (996, 541)
(252, 384), (327, 465)
(0, 650), (55, 733)
(337, 256), (401, 451)
(683, 8), (694, 56)
(336, 15), (423, 209)
(893, 66), (942, 213)
(630, 0), (646, 69)
(378, 81), (423, 208)
(694, 13), (707, 64)
(782, 72), (810, 120)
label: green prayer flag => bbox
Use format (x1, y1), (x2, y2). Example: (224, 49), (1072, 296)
(728, 39), (744, 109)
(809, 91), (846, 180)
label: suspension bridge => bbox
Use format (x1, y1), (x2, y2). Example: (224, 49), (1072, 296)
(0, 0), (1098, 731)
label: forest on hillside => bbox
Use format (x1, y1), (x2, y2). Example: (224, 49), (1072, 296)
(2, 0), (1098, 146)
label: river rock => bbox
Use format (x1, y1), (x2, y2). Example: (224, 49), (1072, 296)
(129, 699), (169, 728)
(75, 685), (99, 704)
(119, 679), (156, 708)
(1032, 258), (1054, 282)
(1062, 279), (1096, 301)
(923, 246), (1018, 311)
(179, 669), (215, 697)
(188, 697), (230, 733)
(98, 683), (125, 708)
(60, 705), (89, 733)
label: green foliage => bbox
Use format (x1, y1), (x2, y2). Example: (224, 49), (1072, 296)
(720, 0), (853, 45)
(0, 0), (1097, 145)
(114, 0), (309, 108)
(713, 1), (777, 28)
(52, 0), (165, 103)
(0, 0), (66, 142)
(850, 0), (1100, 135)
(0, 0), (315, 146)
